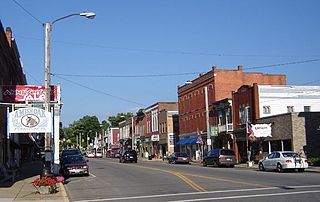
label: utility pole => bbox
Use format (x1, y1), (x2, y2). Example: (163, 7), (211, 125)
(132, 116), (135, 150)
(205, 86), (211, 152)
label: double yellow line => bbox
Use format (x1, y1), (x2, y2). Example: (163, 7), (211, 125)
(174, 172), (207, 192)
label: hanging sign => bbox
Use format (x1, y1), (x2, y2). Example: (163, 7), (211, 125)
(8, 107), (52, 133)
(251, 123), (272, 137)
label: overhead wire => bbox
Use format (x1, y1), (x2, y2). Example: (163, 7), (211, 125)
(11, 0), (42, 25)
(52, 74), (145, 106)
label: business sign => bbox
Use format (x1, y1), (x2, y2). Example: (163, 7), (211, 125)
(1, 85), (58, 102)
(168, 133), (174, 147)
(8, 107), (52, 133)
(250, 123), (272, 138)
(151, 134), (160, 141)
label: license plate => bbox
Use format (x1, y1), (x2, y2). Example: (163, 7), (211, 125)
(130, 156), (133, 158)
(182, 158), (187, 160)
(226, 158), (231, 161)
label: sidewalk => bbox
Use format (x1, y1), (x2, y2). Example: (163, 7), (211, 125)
(141, 157), (320, 173)
(0, 160), (68, 202)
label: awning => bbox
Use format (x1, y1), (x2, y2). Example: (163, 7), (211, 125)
(176, 138), (188, 145)
(185, 137), (198, 145)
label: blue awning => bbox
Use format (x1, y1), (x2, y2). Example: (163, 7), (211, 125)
(185, 137), (198, 145)
(176, 138), (187, 145)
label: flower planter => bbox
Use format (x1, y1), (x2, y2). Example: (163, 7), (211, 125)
(34, 185), (56, 194)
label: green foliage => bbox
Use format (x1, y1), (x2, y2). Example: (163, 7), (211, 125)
(108, 112), (132, 127)
(308, 157), (320, 166)
(136, 108), (145, 117)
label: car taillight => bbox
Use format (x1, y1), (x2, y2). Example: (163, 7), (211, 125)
(304, 160), (308, 163)
(285, 159), (292, 163)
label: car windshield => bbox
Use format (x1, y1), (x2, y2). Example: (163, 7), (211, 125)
(126, 150), (137, 155)
(282, 152), (299, 158)
(62, 149), (81, 156)
(176, 153), (188, 157)
(221, 150), (235, 155)
(65, 155), (86, 164)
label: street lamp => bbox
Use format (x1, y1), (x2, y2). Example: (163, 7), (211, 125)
(43, 12), (96, 176)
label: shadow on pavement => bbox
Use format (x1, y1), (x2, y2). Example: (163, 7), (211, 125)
(0, 160), (43, 188)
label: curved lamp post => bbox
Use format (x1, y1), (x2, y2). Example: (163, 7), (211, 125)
(43, 12), (96, 176)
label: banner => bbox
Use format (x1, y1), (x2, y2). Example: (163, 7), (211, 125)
(1, 85), (58, 102)
(250, 123), (272, 137)
(8, 107), (52, 133)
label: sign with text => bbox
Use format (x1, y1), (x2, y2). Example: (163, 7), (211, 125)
(151, 134), (160, 141)
(8, 107), (52, 133)
(1, 85), (58, 102)
(251, 123), (272, 138)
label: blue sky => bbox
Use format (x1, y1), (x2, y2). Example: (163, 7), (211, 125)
(1, 0), (319, 126)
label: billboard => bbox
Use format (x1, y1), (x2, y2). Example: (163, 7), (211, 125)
(250, 123), (272, 138)
(0, 85), (58, 102)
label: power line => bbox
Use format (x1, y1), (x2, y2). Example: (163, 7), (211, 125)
(51, 72), (204, 78)
(15, 36), (320, 58)
(245, 59), (320, 70)
(51, 58), (320, 79)
(11, 0), (42, 25)
(52, 74), (145, 106)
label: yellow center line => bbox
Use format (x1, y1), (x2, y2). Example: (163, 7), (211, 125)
(109, 160), (268, 190)
(184, 173), (268, 188)
(174, 172), (207, 192)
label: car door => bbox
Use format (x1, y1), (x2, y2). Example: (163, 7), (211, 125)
(270, 152), (280, 169)
(264, 153), (274, 169)
(205, 151), (214, 165)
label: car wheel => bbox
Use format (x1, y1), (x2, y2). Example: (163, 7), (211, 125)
(276, 163), (283, 172)
(258, 163), (265, 171)
(298, 168), (305, 172)
(203, 161), (207, 167)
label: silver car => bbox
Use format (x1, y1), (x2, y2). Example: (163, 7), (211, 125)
(258, 151), (308, 172)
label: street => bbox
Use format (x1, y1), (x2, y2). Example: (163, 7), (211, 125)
(64, 158), (320, 202)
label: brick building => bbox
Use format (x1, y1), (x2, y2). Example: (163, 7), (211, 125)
(177, 66), (286, 158)
(232, 84), (320, 162)
(0, 22), (27, 171)
(144, 102), (178, 158)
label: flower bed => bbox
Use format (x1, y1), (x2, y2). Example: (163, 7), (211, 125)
(32, 176), (64, 194)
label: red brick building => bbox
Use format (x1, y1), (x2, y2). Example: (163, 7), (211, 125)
(0, 22), (27, 170)
(144, 102), (178, 158)
(177, 66), (286, 156)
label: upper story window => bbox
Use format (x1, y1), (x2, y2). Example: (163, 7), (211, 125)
(287, 106), (294, 113)
(263, 106), (271, 114)
(304, 106), (310, 112)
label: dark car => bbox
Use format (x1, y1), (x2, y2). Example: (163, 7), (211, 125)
(61, 148), (81, 158)
(168, 152), (191, 164)
(119, 149), (137, 163)
(61, 155), (89, 176)
(203, 149), (236, 167)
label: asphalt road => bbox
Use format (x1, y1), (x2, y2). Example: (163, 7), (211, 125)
(64, 158), (320, 202)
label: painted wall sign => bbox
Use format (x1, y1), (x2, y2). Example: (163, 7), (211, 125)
(8, 107), (52, 133)
(168, 133), (174, 147)
(1, 85), (58, 102)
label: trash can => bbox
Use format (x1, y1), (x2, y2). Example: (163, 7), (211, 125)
(148, 155), (152, 160)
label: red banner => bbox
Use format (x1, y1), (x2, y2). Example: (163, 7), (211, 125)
(1, 85), (58, 102)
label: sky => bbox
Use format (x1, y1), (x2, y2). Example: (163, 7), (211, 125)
(1, 0), (320, 126)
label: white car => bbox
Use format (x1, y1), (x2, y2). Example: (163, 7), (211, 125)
(86, 153), (95, 158)
(258, 151), (308, 172)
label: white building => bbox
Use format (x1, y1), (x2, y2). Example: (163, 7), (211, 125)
(258, 85), (320, 118)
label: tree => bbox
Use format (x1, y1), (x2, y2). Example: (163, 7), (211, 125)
(108, 112), (132, 127)
(136, 108), (145, 117)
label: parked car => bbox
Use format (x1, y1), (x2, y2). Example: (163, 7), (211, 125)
(203, 149), (236, 167)
(61, 155), (89, 176)
(258, 151), (308, 172)
(167, 152), (191, 164)
(61, 148), (81, 157)
(95, 151), (103, 158)
(119, 149), (137, 163)
(86, 152), (95, 158)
